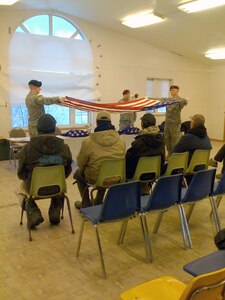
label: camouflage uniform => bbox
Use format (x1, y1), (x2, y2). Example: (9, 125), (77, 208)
(119, 98), (137, 130)
(25, 92), (62, 137)
(149, 96), (188, 155)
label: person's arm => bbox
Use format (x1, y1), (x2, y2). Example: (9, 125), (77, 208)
(76, 140), (89, 171)
(178, 97), (188, 108)
(63, 145), (73, 178)
(148, 97), (169, 101)
(172, 135), (192, 153)
(33, 94), (65, 106)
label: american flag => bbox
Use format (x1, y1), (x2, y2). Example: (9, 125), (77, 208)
(59, 96), (172, 112)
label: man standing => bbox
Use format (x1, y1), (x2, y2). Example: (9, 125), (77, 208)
(26, 79), (65, 137)
(149, 85), (188, 157)
(74, 111), (126, 209)
(17, 114), (72, 228)
(119, 89), (137, 130)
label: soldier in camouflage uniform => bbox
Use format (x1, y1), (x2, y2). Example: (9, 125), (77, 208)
(119, 89), (137, 130)
(149, 85), (188, 157)
(25, 80), (65, 137)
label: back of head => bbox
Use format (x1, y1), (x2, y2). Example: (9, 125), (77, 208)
(28, 79), (42, 88)
(37, 114), (56, 134)
(191, 114), (205, 128)
(141, 113), (156, 129)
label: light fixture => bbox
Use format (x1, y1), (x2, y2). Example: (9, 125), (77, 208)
(205, 49), (225, 60)
(0, 0), (18, 5)
(178, 0), (225, 14)
(122, 12), (164, 28)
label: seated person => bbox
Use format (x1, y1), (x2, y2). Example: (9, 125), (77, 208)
(126, 113), (165, 193)
(17, 114), (72, 228)
(172, 114), (212, 164)
(74, 111), (126, 209)
(209, 144), (225, 179)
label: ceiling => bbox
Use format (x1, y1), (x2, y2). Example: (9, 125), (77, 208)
(2, 0), (225, 65)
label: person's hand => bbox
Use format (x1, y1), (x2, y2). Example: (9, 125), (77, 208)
(59, 96), (66, 102)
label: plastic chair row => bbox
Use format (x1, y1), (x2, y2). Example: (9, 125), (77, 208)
(76, 169), (225, 278)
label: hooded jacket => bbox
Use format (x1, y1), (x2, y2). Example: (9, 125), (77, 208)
(126, 126), (165, 179)
(172, 125), (212, 162)
(77, 129), (126, 183)
(18, 135), (72, 191)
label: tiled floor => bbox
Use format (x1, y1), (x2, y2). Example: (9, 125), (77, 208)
(0, 141), (224, 299)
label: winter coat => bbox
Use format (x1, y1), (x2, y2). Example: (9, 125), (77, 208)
(76, 129), (126, 183)
(126, 126), (165, 179)
(172, 125), (212, 162)
(18, 134), (72, 191)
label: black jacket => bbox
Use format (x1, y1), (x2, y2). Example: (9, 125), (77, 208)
(18, 134), (72, 191)
(172, 125), (212, 162)
(126, 127), (165, 179)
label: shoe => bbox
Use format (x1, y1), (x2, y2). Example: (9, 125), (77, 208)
(74, 201), (82, 209)
(49, 198), (62, 225)
(216, 173), (223, 180)
(209, 158), (218, 168)
(26, 201), (44, 229)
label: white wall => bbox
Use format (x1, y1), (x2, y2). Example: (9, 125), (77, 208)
(0, 9), (223, 139)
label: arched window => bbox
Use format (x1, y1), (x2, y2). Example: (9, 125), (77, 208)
(9, 14), (97, 128)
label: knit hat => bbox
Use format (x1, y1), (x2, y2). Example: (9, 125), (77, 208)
(28, 79), (42, 87)
(37, 114), (56, 134)
(141, 113), (156, 126)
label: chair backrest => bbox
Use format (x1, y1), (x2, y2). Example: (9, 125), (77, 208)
(9, 128), (26, 138)
(181, 169), (216, 204)
(95, 158), (125, 187)
(143, 174), (183, 211)
(164, 152), (189, 176)
(29, 165), (67, 198)
(99, 181), (141, 222)
(186, 149), (210, 174)
(213, 172), (225, 196)
(180, 268), (225, 300)
(132, 156), (161, 182)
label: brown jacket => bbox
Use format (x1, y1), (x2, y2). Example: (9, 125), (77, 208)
(77, 130), (126, 183)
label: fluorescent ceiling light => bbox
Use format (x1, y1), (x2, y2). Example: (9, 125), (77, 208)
(122, 13), (164, 28)
(0, 0), (18, 5)
(178, 0), (225, 13)
(205, 49), (225, 60)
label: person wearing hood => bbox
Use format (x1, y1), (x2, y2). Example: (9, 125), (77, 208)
(17, 114), (72, 228)
(126, 113), (165, 186)
(172, 114), (212, 163)
(74, 111), (126, 209)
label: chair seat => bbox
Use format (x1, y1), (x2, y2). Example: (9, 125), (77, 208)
(120, 276), (186, 300)
(80, 204), (103, 224)
(183, 250), (225, 276)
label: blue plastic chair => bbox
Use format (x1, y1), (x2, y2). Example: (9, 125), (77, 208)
(209, 172), (225, 226)
(180, 169), (220, 248)
(76, 181), (143, 279)
(183, 250), (225, 277)
(135, 174), (186, 262)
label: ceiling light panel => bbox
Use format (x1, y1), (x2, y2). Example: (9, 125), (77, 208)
(122, 13), (164, 28)
(178, 0), (225, 13)
(205, 49), (225, 60)
(0, 0), (18, 5)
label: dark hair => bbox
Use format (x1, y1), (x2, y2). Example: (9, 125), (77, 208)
(122, 89), (130, 95)
(96, 119), (111, 127)
(170, 85), (179, 90)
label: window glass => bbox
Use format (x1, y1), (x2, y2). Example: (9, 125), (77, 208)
(75, 33), (83, 40)
(52, 16), (77, 38)
(16, 26), (25, 33)
(11, 104), (28, 128)
(23, 15), (49, 35)
(44, 105), (70, 125)
(75, 110), (89, 125)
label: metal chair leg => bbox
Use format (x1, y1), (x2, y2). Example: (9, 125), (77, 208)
(142, 213), (153, 263)
(119, 219), (129, 244)
(64, 195), (75, 234)
(153, 210), (166, 234)
(76, 218), (86, 257)
(210, 195), (222, 218)
(20, 198), (26, 225)
(61, 197), (64, 219)
(210, 196), (221, 233)
(117, 220), (127, 245)
(186, 203), (195, 223)
(139, 214), (151, 263)
(94, 224), (107, 279)
(178, 205), (188, 249)
(180, 204), (192, 249)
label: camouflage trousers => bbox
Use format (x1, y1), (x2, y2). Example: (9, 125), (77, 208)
(28, 123), (38, 138)
(164, 124), (181, 156)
